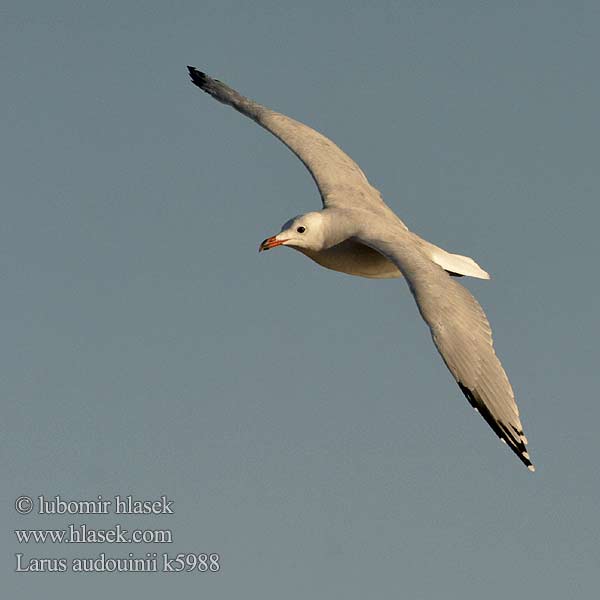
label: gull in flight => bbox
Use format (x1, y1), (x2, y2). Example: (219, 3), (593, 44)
(187, 66), (535, 471)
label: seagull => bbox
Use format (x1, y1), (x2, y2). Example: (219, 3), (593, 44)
(187, 66), (535, 471)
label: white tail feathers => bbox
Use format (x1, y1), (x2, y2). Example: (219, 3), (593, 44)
(429, 247), (491, 280)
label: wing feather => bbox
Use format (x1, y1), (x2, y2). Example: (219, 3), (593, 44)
(360, 233), (535, 471)
(187, 67), (385, 210)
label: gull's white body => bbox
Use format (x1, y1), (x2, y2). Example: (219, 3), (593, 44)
(296, 235), (490, 280)
(188, 66), (534, 471)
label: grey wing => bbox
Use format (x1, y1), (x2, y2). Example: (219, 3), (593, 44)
(362, 235), (535, 471)
(187, 67), (385, 210)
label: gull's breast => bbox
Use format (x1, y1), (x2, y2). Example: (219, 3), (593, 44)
(296, 239), (403, 279)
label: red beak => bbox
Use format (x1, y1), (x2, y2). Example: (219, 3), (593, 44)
(259, 236), (287, 252)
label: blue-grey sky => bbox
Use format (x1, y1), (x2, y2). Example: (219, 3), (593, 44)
(2, 1), (599, 597)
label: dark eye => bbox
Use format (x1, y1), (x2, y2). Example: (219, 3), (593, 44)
(297, 226), (306, 233)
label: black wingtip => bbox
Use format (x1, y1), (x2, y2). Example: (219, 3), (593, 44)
(458, 382), (535, 472)
(187, 65), (207, 88)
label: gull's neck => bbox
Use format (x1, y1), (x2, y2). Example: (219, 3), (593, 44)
(320, 208), (363, 250)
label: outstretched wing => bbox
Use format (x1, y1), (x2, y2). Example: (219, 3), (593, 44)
(361, 232), (535, 471)
(187, 66), (385, 210)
